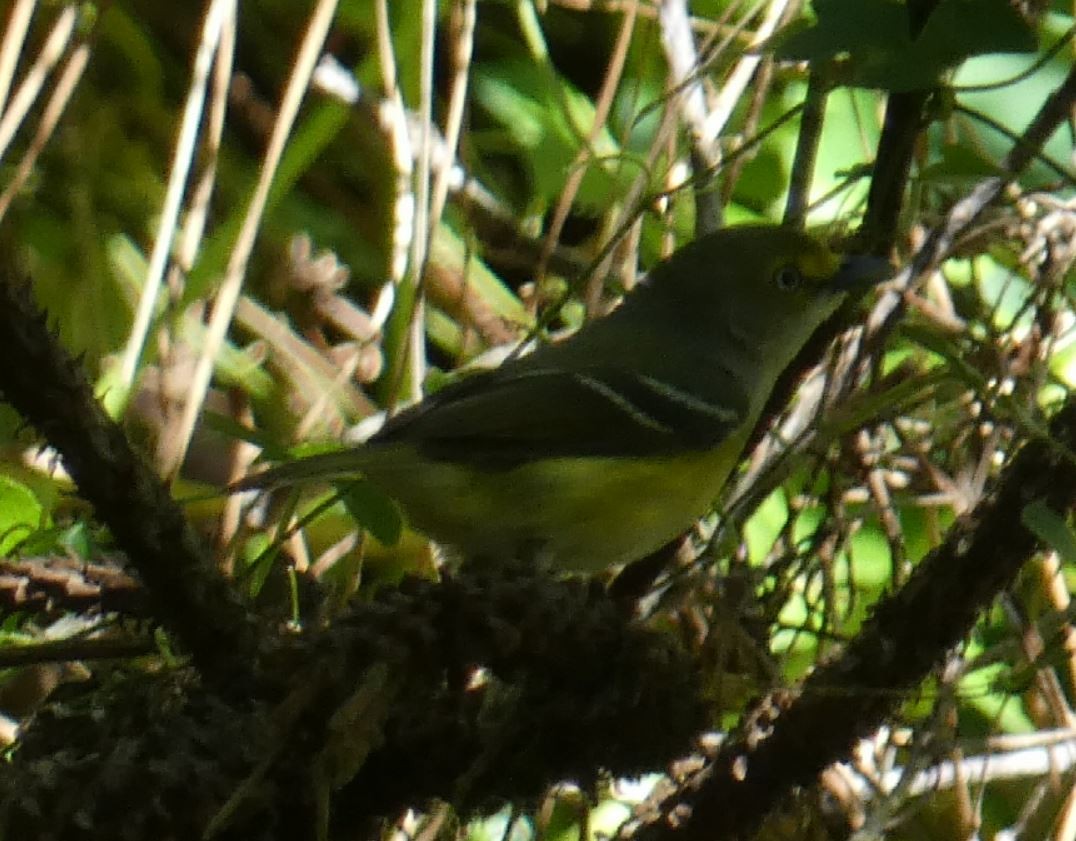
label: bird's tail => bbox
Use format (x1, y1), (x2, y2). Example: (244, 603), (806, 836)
(230, 449), (367, 492)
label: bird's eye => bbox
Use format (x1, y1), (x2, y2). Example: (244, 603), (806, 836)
(773, 265), (802, 290)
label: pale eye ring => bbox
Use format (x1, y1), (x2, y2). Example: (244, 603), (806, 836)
(774, 265), (803, 290)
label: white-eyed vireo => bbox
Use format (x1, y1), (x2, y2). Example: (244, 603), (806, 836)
(238, 224), (890, 571)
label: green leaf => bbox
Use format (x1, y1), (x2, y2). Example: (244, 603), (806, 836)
(471, 59), (629, 210)
(774, 0), (1037, 91)
(429, 226), (533, 330)
(1021, 500), (1076, 566)
(745, 488), (789, 564)
(0, 477), (46, 554)
(15, 521), (97, 558)
(774, 0), (912, 62)
(338, 479), (403, 546)
(917, 0), (1037, 68)
(920, 143), (1009, 183)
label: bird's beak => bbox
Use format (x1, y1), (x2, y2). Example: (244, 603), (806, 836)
(832, 254), (893, 291)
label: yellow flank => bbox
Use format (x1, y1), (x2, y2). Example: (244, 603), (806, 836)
(358, 434), (748, 572)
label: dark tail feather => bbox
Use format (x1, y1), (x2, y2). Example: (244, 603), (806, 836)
(229, 449), (365, 492)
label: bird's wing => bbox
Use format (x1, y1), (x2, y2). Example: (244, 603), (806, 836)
(373, 364), (750, 468)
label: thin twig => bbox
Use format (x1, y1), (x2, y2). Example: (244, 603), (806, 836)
(784, 70), (830, 227)
(0, 39), (89, 222)
(0, 4), (75, 163)
(0, 635), (157, 668)
(0, 0), (36, 116)
(169, 0), (341, 477)
(428, 0), (476, 246)
(119, 0), (236, 391)
(538, 0), (637, 288)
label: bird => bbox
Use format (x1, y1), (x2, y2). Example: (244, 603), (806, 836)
(236, 224), (890, 572)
